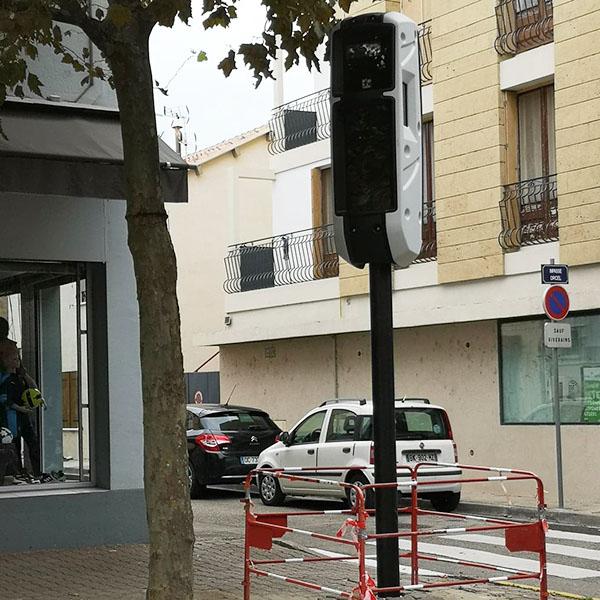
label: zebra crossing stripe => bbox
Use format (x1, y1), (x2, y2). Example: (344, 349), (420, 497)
(444, 533), (600, 562)
(366, 539), (600, 579)
(547, 529), (600, 544)
(308, 548), (446, 577)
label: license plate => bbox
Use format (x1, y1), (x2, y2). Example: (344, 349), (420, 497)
(240, 456), (259, 465)
(405, 451), (438, 463)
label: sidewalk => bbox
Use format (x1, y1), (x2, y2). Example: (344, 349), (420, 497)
(0, 541), (531, 600)
(3, 491), (593, 600)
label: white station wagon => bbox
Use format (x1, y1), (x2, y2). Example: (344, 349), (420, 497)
(257, 398), (461, 511)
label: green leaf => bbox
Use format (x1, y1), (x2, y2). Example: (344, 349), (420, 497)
(27, 72), (43, 96)
(14, 84), (24, 98)
(25, 44), (38, 60)
(52, 24), (62, 43)
(217, 50), (236, 77)
(196, 51), (208, 62)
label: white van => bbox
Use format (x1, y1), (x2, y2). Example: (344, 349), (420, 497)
(257, 398), (461, 511)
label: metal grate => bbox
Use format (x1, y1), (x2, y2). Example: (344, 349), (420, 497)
(224, 225), (339, 293)
(495, 0), (553, 55)
(498, 174), (558, 250)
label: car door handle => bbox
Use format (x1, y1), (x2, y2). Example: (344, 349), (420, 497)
(307, 449), (315, 455)
(342, 447), (351, 454)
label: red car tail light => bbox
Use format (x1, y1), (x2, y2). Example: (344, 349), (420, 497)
(441, 410), (454, 440)
(370, 443), (374, 465)
(194, 433), (231, 453)
(441, 410), (458, 462)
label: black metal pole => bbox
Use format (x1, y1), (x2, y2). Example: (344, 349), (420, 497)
(369, 261), (400, 596)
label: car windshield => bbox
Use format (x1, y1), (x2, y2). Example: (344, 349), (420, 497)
(200, 411), (278, 433)
(358, 408), (449, 441)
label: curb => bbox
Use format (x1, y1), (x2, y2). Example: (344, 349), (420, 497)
(456, 501), (600, 530)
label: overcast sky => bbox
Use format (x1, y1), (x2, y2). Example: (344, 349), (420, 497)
(149, 0), (317, 154)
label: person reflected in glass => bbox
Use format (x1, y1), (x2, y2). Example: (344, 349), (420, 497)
(0, 341), (42, 482)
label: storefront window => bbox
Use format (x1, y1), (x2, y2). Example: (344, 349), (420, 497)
(500, 314), (600, 424)
(0, 261), (92, 487)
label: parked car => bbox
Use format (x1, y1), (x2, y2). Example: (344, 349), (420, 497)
(186, 404), (281, 498)
(257, 398), (461, 511)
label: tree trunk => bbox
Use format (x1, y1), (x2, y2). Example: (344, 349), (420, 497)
(105, 25), (195, 600)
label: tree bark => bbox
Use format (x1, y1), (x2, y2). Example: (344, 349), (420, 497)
(104, 23), (195, 600)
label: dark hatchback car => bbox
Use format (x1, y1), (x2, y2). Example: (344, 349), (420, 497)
(186, 404), (281, 498)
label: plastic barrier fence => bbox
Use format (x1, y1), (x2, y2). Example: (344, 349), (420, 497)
(242, 463), (548, 600)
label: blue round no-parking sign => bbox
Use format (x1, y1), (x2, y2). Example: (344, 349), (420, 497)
(543, 285), (570, 320)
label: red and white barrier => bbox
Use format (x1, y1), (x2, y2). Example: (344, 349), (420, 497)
(242, 463), (549, 600)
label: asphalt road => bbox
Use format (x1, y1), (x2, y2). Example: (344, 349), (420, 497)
(196, 485), (600, 600)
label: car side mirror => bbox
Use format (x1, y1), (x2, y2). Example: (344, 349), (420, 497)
(278, 431), (291, 446)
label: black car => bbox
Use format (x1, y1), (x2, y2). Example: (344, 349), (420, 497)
(186, 404), (281, 498)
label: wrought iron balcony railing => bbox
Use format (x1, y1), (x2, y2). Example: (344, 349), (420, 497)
(498, 174), (558, 250)
(419, 20), (433, 84)
(268, 22), (432, 155)
(415, 200), (437, 262)
(223, 225), (339, 293)
(268, 88), (331, 155)
(224, 211), (438, 293)
(495, 0), (553, 55)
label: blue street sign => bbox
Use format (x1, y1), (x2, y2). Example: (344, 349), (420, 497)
(541, 264), (569, 285)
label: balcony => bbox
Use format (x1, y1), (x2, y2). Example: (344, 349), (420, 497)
(268, 22), (432, 155)
(495, 0), (553, 56)
(224, 213), (438, 293)
(223, 225), (339, 294)
(415, 200), (437, 262)
(498, 174), (558, 250)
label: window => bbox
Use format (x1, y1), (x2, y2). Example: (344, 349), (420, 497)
(310, 166), (338, 279)
(500, 314), (600, 424)
(358, 408), (449, 441)
(200, 411), (277, 432)
(290, 411), (326, 445)
(186, 410), (202, 430)
(0, 261), (93, 486)
(325, 409), (356, 442)
(518, 85), (556, 181)
(311, 166), (334, 228)
(420, 119), (437, 260)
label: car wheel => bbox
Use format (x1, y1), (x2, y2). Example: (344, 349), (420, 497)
(430, 491), (461, 512)
(345, 473), (374, 510)
(188, 461), (207, 499)
(259, 472), (285, 506)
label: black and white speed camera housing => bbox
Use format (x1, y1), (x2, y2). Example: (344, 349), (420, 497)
(331, 12), (422, 268)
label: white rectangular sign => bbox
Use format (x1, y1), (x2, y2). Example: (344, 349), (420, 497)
(544, 322), (572, 348)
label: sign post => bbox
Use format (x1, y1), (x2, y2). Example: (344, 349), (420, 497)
(331, 12), (422, 595)
(542, 260), (570, 509)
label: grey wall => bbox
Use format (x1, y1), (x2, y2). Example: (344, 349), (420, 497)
(105, 201), (144, 489)
(0, 489), (147, 552)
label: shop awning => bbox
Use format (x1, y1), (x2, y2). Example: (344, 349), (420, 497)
(0, 99), (190, 202)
